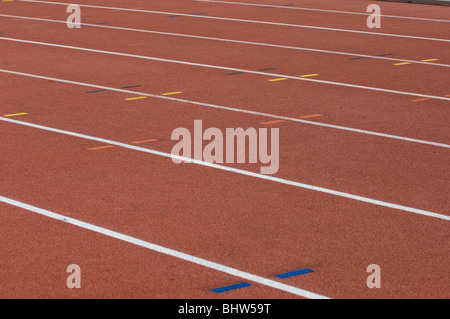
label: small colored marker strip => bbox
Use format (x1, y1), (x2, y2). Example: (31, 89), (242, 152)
(411, 98), (430, 102)
(300, 114), (322, 119)
(87, 89), (107, 93)
(193, 12), (206, 15)
(87, 145), (115, 151)
(211, 282), (251, 293)
(275, 268), (314, 279)
(268, 77), (288, 82)
(377, 53), (393, 57)
(170, 15), (183, 18)
(393, 62), (411, 66)
(121, 85), (141, 89)
(421, 58), (438, 62)
(125, 96), (147, 101)
(4, 113), (27, 117)
(299, 74), (319, 78)
(95, 22), (109, 25)
(258, 68), (275, 72)
(261, 119), (285, 125)
(162, 91), (183, 96)
(131, 139), (158, 145)
(350, 57), (366, 60)
(226, 72), (244, 75)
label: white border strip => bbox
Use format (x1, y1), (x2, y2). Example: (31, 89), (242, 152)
(0, 68), (449, 149)
(0, 16), (448, 67)
(1, 116), (449, 222)
(195, 0), (450, 23)
(15, 0), (450, 42)
(0, 194), (329, 299)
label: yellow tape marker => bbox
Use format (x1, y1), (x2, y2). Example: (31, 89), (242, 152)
(162, 91), (183, 96)
(299, 74), (319, 78)
(421, 59), (438, 62)
(268, 78), (288, 82)
(125, 96), (147, 101)
(87, 145), (115, 151)
(4, 113), (27, 117)
(393, 62), (411, 66)
(260, 120), (285, 125)
(131, 139), (158, 145)
(2, 0), (15, 2)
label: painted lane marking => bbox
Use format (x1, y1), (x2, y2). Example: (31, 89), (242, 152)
(268, 77), (288, 82)
(87, 145), (115, 151)
(86, 89), (107, 93)
(411, 98), (430, 102)
(1, 117), (449, 222)
(276, 269), (314, 279)
(2, 37), (447, 102)
(15, 0), (450, 42)
(299, 114), (322, 119)
(299, 74), (319, 78)
(1, 68), (449, 149)
(393, 62), (411, 66)
(4, 113), (27, 117)
(125, 96), (147, 101)
(121, 85), (141, 89)
(0, 194), (329, 299)
(194, 0), (450, 23)
(211, 282), (251, 293)
(0, 20), (448, 68)
(260, 120), (285, 125)
(131, 139), (158, 145)
(162, 91), (183, 96)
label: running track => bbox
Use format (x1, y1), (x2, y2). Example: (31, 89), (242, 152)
(0, 0), (449, 299)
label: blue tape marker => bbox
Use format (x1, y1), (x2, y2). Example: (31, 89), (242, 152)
(276, 268), (314, 279)
(211, 282), (251, 293)
(170, 15), (183, 18)
(282, 4), (294, 6)
(86, 89), (107, 93)
(95, 22), (109, 25)
(350, 57), (366, 60)
(226, 72), (244, 75)
(0, 33), (4, 35)
(261, 6), (273, 8)
(377, 53), (393, 56)
(193, 12), (206, 15)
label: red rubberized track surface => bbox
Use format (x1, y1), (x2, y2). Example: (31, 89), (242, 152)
(0, 0), (449, 299)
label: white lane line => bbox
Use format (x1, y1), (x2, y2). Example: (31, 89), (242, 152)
(1, 38), (450, 102)
(0, 68), (449, 149)
(1, 117), (449, 222)
(0, 17), (448, 68)
(0, 195), (329, 299)
(195, 0), (450, 23)
(16, 0), (450, 42)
